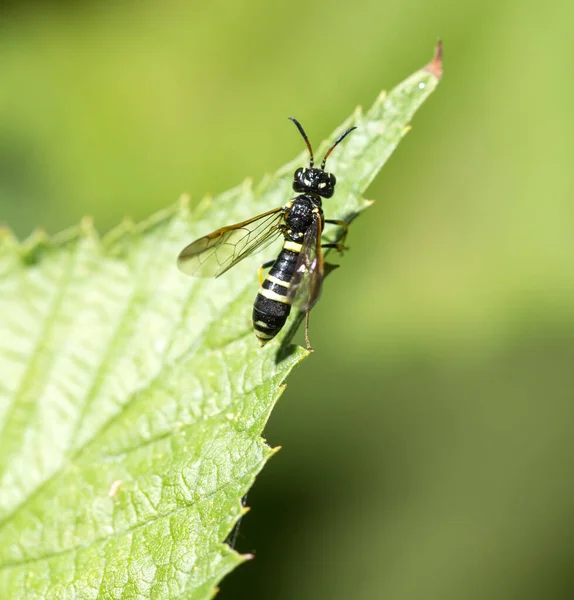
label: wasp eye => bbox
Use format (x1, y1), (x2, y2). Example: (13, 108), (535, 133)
(294, 168), (304, 179)
(329, 174), (337, 185)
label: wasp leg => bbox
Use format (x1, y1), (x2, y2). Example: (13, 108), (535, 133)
(322, 242), (348, 255)
(258, 259), (275, 285)
(304, 311), (314, 352)
(325, 218), (348, 241)
(324, 219), (349, 254)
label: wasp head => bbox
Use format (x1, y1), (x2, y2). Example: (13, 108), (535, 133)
(293, 167), (336, 198)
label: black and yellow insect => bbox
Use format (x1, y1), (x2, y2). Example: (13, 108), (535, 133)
(177, 117), (356, 350)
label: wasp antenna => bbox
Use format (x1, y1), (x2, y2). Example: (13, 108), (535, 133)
(289, 117), (314, 167)
(321, 126), (357, 170)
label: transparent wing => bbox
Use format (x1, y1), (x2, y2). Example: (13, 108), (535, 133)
(177, 208), (284, 278)
(287, 215), (325, 312)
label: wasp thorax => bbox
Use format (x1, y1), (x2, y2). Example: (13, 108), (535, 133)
(285, 196), (316, 235)
(293, 167), (336, 198)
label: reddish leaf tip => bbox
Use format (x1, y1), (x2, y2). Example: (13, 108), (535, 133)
(424, 39), (443, 79)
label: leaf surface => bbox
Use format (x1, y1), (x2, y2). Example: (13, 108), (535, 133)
(0, 44), (441, 599)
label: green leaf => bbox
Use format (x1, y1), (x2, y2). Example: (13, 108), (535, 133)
(0, 44), (441, 599)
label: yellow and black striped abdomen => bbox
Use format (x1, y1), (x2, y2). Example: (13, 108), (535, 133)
(252, 242), (302, 345)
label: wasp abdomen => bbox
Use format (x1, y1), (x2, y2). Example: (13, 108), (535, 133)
(252, 246), (301, 345)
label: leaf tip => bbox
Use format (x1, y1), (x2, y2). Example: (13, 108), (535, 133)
(375, 90), (387, 107)
(121, 215), (135, 230)
(79, 215), (96, 236)
(0, 223), (14, 241)
(178, 192), (191, 209)
(271, 445), (282, 455)
(424, 39), (443, 79)
(26, 226), (49, 249)
(195, 193), (213, 216)
(34, 225), (48, 239)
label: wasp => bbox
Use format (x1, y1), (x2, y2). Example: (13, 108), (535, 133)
(177, 117), (356, 350)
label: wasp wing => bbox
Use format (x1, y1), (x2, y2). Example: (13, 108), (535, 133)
(287, 214), (325, 312)
(177, 207), (284, 278)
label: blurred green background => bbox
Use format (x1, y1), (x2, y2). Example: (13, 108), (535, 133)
(2, 0), (574, 598)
